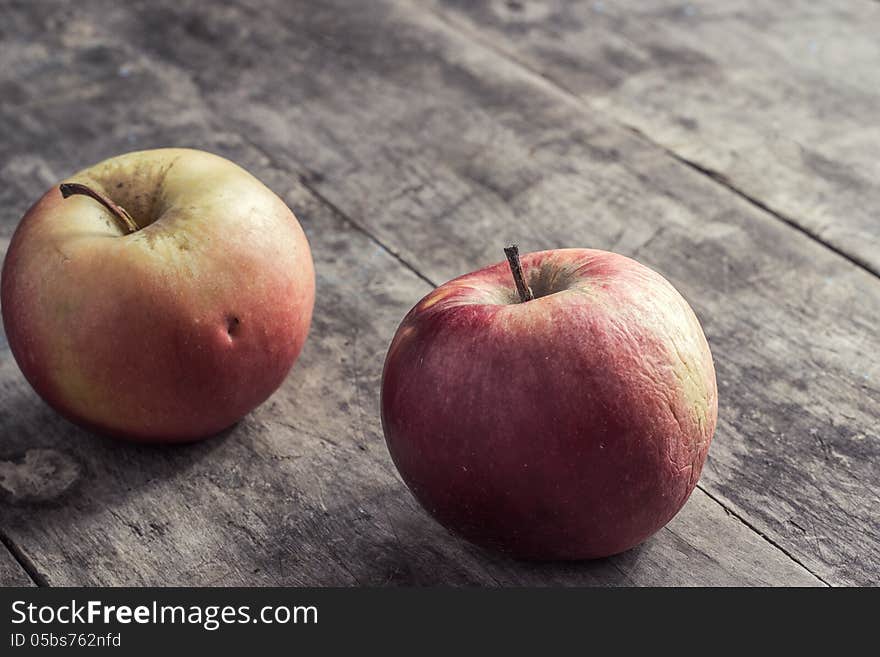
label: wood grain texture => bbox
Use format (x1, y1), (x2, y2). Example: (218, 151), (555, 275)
(0, 542), (34, 586)
(430, 0), (880, 275)
(83, 0), (878, 584)
(0, 147), (818, 586)
(0, 0), (873, 586)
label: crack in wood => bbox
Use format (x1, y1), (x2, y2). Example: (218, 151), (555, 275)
(0, 529), (47, 587)
(695, 484), (830, 586)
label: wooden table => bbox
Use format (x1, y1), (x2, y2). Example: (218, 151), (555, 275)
(0, 0), (877, 587)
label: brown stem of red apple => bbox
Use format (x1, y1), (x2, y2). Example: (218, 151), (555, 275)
(504, 244), (534, 303)
(59, 182), (139, 234)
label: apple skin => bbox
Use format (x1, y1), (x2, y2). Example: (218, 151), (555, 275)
(381, 248), (717, 559)
(1, 148), (314, 442)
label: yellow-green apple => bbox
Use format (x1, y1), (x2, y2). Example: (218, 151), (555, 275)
(381, 246), (717, 559)
(1, 148), (314, 442)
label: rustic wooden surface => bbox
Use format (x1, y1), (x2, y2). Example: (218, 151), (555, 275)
(0, 0), (876, 586)
(434, 0), (880, 276)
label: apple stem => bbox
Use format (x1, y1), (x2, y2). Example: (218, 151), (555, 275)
(504, 244), (534, 303)
(59, 182), (139, 234)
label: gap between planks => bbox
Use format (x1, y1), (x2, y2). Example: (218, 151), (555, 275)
(236, 131), (436, 290)
(421, 1), (880, 282)
(696, 486), (829, 586)
(0, 527), (47, 587)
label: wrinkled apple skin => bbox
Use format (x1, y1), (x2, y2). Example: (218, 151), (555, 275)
(381, 249), (717, 559)
(1, 149), (314, 442)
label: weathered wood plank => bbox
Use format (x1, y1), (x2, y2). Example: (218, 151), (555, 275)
(83, 0), (879, 583)
(0, 2), (824, 586)
(0, 541), (34, 586)
(430, 0), (880, 275)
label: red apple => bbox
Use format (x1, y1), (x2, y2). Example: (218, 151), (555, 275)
(381, 247), (717, 559)
(1, 148), (314, 442)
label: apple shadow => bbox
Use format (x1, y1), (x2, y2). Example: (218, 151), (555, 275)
(457, 536), (649, 587)
(322, 486), (651, 587)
